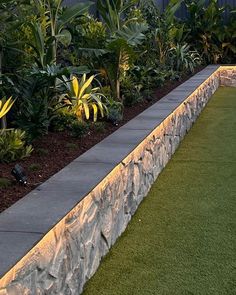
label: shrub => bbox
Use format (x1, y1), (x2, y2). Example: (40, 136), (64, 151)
(15, 97), (50, 142)
(168, 44), (201, 73)
(0, 178), (12, 189)
(106, 97), (123, 125)
(28, 163), (41, 172)
(92, 121), (106, 133)
(51, 112), (78, 132)
(0, 129), (33, 163)
(121, 75), (143, 107)
(70, 121), (89, 138)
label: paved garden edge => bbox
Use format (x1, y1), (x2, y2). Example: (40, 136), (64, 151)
(0, 65), (235, 294)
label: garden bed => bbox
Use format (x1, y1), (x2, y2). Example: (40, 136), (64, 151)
(0, 0), (235, 293)
(0, 70), (203, 213)
(2, 65), (234, 295)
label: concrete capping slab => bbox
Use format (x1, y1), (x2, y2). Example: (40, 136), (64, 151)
(0, 65), (235, 294)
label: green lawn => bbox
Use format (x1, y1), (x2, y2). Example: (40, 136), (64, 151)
(83, 87), (236, 295)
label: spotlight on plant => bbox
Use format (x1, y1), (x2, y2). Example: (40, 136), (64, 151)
(11, 164), (27, 185)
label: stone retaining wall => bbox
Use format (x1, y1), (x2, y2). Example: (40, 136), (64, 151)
(220, 66), (236, 87)
(0, 66), (234, 294)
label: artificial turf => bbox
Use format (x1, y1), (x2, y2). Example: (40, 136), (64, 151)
(83, 87), (236, 295)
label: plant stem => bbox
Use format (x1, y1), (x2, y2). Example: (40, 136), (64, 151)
(116, 50), (122, 101)
(0, 48), (7, 129)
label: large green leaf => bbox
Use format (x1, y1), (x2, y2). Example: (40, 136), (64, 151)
(115, 23), (148, 46)
(56, 29), (72, 47)
(28, 22), (46, 67)
(59, 2), (92, 31)
(97, 0), (120, 32)
(97, 0), (137, 33)
(76, 47), (109, 58)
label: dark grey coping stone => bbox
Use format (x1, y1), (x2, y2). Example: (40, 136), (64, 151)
(0, 232), (44, 277)
(122, 115), (165, 130)
(37, 161), (114, 188)
(0, 65), (220, 279)
(76, 142), (136, 164)
(0, 189), (88, 233)
(98, 128), (152, 145)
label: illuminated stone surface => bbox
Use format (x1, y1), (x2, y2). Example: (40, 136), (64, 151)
(220, 68), (236, 87)
(0, 66), (235, 294)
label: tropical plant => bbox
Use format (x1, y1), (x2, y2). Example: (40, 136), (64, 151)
(106, 96), (123, 125)
(86, 0), (148, 101)
(61, 74), (108, 122)
(28, 0), (91, 67)
(153, 0), (183, 65)
(130, 65), (170, 90)
(13, 66), (63, 141)
(15, 96), (51, 142)
(0, 0), (33, 107)
(77, 15), (106, 48)
(138, 0), (160, 29)
(27, 21), (55, 68)
(71, 15), (107, 67)
(184, 0), (225, 63)
(0, 97), (15, 129)
(218, 8), (236, 63)
(121, 74), (143, 106)
(168, 44), (201, 73)
(0, 97), (15, 119)
(0, 129), (33, 163)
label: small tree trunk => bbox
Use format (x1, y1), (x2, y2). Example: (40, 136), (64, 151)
(1, 117), (7, 129)
(116, 51), (122, 101)
(116, 78), (120, 102)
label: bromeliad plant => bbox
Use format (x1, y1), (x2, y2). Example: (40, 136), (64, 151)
(61, 74), (108, 122)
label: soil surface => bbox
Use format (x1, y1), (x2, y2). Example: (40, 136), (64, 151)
(0, 68), (203, 213)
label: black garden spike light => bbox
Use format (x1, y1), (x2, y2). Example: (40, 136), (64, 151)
(11, 164), (27, 185)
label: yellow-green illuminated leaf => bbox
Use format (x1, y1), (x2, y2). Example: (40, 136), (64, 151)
(83, 101), (90, 120)
(81, 73), (86, 84)
(79, 75), (94, 99)
(0, 97), (15, 119)
(72, 76), (79, 97)
(82, 93), (90, 100)
(92, 104), (98, 122)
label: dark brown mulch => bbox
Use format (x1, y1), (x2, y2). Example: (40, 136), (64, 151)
(0, 68), (204, 213)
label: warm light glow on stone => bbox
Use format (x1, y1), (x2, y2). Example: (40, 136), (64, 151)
(0, 65), (235, 294)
